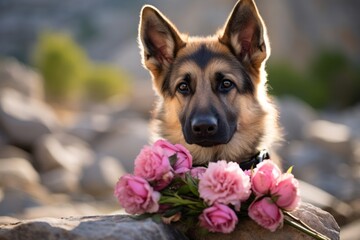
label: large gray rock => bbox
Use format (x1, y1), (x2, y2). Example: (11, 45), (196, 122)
(281, 141), (359, 201)
(0, 215), (188, 240)
(34, 133), (95, 174)
(340, 219), (360, 240)
(0, 184), (52, 216)
(40, 169), (79, 194)
(94, 118), (149, 172)
(190, 203), (339, 240)
(0, 88), (59, 147)
(80, 155), (126, 196)
(277, 96), (318, 141)
(0, 145), (31, 161)
(304, 120), (353, 159)
(0, 58), (44, 99)
(67, 112), (112, 142)
(0, 203), (338, 240)
(0, 158), (39, 187)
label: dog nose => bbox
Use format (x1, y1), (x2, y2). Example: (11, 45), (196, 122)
(191, 116), (218, 136)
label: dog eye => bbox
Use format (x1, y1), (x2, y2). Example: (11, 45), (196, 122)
(177, 82), (190, 94)
(219, 79), (234, 92)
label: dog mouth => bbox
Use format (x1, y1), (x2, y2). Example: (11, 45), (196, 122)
(192, 140), (222, 148)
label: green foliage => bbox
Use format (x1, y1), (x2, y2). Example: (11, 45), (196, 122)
(84, 64), (130, 102)
(267, 50), (360, 109)
(32, 32), (89, 103)
(32, 31), (130, 104)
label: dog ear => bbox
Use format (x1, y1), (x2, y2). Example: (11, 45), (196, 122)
(219, 0), (270, 70)
(139, 5), (185, 77)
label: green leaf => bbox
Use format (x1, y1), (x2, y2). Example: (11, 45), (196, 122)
(184, 173), (200, 197)
(287, 166), (294, 174)
(271, 194), (280, 203)
(177, 185), (191, 195)
(163, 206), (183, 218)
(169, 154), (178, 167)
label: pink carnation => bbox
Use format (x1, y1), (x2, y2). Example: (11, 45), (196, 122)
(248, 197), (284, 232)
(271, 173), (300, 211)
(153, 139), (193, 174)
(199, 203), (238, 233)
(199, 160), (251, 210)
(251, 160), (281, 196)
(114, 174), (160, 214)
(134, 145), (173, 190)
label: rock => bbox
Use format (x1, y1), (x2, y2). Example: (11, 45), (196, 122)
(0, 203), (338, 240)
(305, 120), (353, 159)
(280, 141), (360, 201)
(34, 133), (95, 174)
(0, 158), (39, 187)
(21, 203), (102, 219)
(299, 180), (353, 225)
(80, 155), (126, 196)
(0, 88), (59, 147)
(0, 58), (44, 99)
(94, 118), (149, 172)
(0, 215), (188, 240)
(277, 96), (318, 141)
(0, 130), (8, 146)
(0, 185), (51, 216)
(67, 112), (112, 142)
(340, 219), (360, 240)
(189, 203), (339, 240)
(40, 169), (79, 193)
(0, 145), (31, 161)
(0, 216), (19, 225)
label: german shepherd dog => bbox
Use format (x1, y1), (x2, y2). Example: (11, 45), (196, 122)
(138, 0), (281, 166)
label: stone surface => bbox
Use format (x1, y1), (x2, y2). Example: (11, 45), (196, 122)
(41, 169), (79, 193)
(80, 155), (126, 196)
(67, 112), (112, 142)
(0, 203), (339, 240)
(0, 88), (59, 147)
(277, 96), (318, 141)
(34, 133), (95, 174)
(0, 158), (39, 187)
(0, 215), (188, 240)
(94, 118), (149, 172)
(190, 203), (339, 240)
(0, 185), (51, 217)
(305, 120), (354, 158)
(0, 58), (44, 99)
(0, 145), (32, 161)
(340, 219), (360, 240)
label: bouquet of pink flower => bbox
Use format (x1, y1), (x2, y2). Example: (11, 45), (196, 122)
(114, 139), (329, 240)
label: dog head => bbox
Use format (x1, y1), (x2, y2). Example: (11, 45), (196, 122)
(138, 0), (280, 164)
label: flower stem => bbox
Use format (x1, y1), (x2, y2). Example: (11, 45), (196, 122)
(284, 212), (330, 240)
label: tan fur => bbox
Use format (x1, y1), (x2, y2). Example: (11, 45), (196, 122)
(139, 0), (282, 166)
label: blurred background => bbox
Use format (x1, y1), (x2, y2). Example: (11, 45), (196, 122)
(0, 0), (359, 238)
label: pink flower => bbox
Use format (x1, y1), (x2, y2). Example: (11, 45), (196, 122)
(199, 203), (238, 233)
(153, 139), (193, 174)
(199, 160), (251, 210)
(271, 173), (300, 211)
(248, 197), (284, 232)
(134, 145), (173, 190)
(190, 167), (207, 179)
(251, 160), (281, 196)
(173, 144), (193, 174)
(244, 169), (252, 178)
(114, 174), (160, 214)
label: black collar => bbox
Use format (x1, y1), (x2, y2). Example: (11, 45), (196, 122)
(239, 149), (270, 170)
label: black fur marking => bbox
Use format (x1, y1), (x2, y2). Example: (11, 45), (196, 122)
(176, 45), (235, 69)
(239, 68), (254, 94)
(161, 44), (255, 97)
